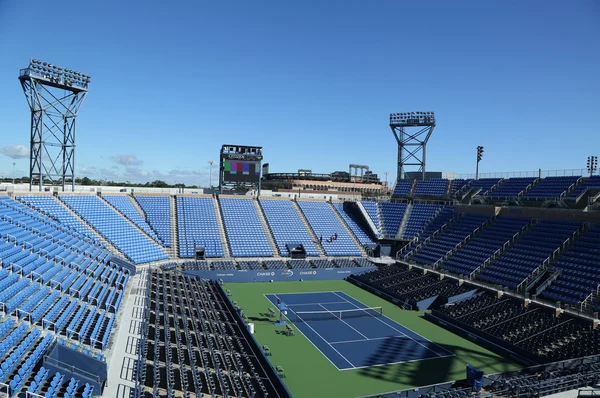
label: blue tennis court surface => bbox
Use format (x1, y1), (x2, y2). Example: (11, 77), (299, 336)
(264, 291), (454, 370)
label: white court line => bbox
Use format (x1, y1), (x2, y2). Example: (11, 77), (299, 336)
(263, 294), (355, 370)
(317, 303), (369, 340)
(330, 336), (392, 345)
(286, 301), (350, 307)
(332, 291), (455, 359)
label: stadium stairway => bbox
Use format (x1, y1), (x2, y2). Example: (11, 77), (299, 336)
(469, 218), (537, 279)
(53, 196), (123, 258)
(99, 195), (164, 248)
(254, 199), (281, 256)
(328, 202), (367, 256)
(396, 203), (412, 239)
(291, 200), (326, 256)
(212, 196), (232, 258)
(402, 211), (465, 260)
(518, 222), (588, 292)
(169, 195), (179, 258)
(355, 201), (380, 238)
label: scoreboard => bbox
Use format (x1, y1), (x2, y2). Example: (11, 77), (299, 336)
(222, 160), (261, 183)
(219, 145), (263, 192)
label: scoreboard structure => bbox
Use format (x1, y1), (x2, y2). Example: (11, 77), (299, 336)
(219, 145), (263, 193)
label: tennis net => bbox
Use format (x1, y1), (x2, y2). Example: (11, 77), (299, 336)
(293, 306), (383, 322)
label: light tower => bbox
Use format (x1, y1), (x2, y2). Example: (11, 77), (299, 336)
(19, 59), (90, 192)
(587, 156), (598, 177)
(476, 146), (484, 180)
(389, 111), (436, 180)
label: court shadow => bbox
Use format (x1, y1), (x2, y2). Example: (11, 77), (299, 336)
(358, 340), (516, 386)
(248, 316), (271, 323)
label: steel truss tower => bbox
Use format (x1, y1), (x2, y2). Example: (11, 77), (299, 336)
(389, 111), (436, 180)
(19, 59), (90, 192)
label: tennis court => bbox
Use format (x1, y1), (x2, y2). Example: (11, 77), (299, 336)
(264, 291), (454, 370)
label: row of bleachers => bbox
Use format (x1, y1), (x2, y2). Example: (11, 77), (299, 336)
(379, 202), (407, 238)
(220, 198), (273, 257)
(134, 196), (172, 247)
(414, 178), (448, 198)
(135, 270), (281, 397)
(102, 195), (163, 245)
(60, 196), (168, 264)
(435, 292), (600, 363)
(331, 202), (374, 245)
(541, 225), (600, 305)
(411, 214), (491, 265)
(297, 201), (362, 256)
(450, 179), (471, 197)
(392, 180), (413, 197)
(400, 207), (457, 257)
(177, 196), (224, 258)
(183, 258), (370, 270)
(259, 199), (320, 256)
(523, 176), (581, 201)
(442, 217), (532, 276)
(360, 201), (381, 235)
(350, 263), (472, 309)
(566, 175), (600, 200)
(17, 196), (97, 240)
(402, 204), (442, 240)
(478, 220), (582, 288)
(490, 177), (537, 199)
(470, 178), (502, 196)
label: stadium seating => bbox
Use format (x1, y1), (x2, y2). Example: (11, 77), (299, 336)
(392, 180), (413, 197)
(0, 197), (129, 396)
(360, 201), (381, 234)
(470, 178), (502, 196)
(17, 195), (97, 239)
(410, 214), (491, 265)
(103, 195), (162, 244)
(541, 225), (600, 306)
(259, 199), (319, 256)
(413, 178), (448, 198)
(297, 201), (362, 256)
(331, 202), (373, 245)
(566, 175), (600, 201)
(490, 177), (538, 199)
(177, 196), (224, 258)
(402, 204), (442, 240)
(442, 217), (532, 276)
(60, 195), (168, 264)
(522, 176), (580, 201)
(450, 179), (471, 197)
(136, 270), (280, 397)
(478, 220), (582, 288)
(219, 197), (273, 257)
(434, 292), (600, 363)
(134, 195), (171, 247)
(379, 202), (407, 238)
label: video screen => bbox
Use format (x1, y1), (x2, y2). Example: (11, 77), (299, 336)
(223, 160), (261, 183)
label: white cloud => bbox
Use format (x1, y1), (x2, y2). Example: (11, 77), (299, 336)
(0, 145), (29, 159)
(109, 154), (143, 167)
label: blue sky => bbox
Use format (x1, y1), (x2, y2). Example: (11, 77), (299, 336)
(0, 0), (598, 185)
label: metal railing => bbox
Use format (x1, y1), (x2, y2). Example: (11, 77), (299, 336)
(458, 168), (588, 180)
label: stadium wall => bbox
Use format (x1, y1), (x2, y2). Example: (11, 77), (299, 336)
(183, 266), (376, 282)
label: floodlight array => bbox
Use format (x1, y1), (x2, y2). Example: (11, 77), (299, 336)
(26, 59), (91, 88)
(390, 111), (435, 125)
(587, 155), (598, 176)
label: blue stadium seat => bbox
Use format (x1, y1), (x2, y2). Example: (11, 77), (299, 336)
(134, 195), (172, 247)
(177, 196), (224, 258)
(219, 197), (273, 257)
(297, 201), (362, 256)
(260, 199), (320, 256)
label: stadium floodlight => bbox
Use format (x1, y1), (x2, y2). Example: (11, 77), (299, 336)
(389, 111), (436, 180)
(19, 59), (90, 192)
(476, 146), (484, 180)
(587, 156), (598, 177)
